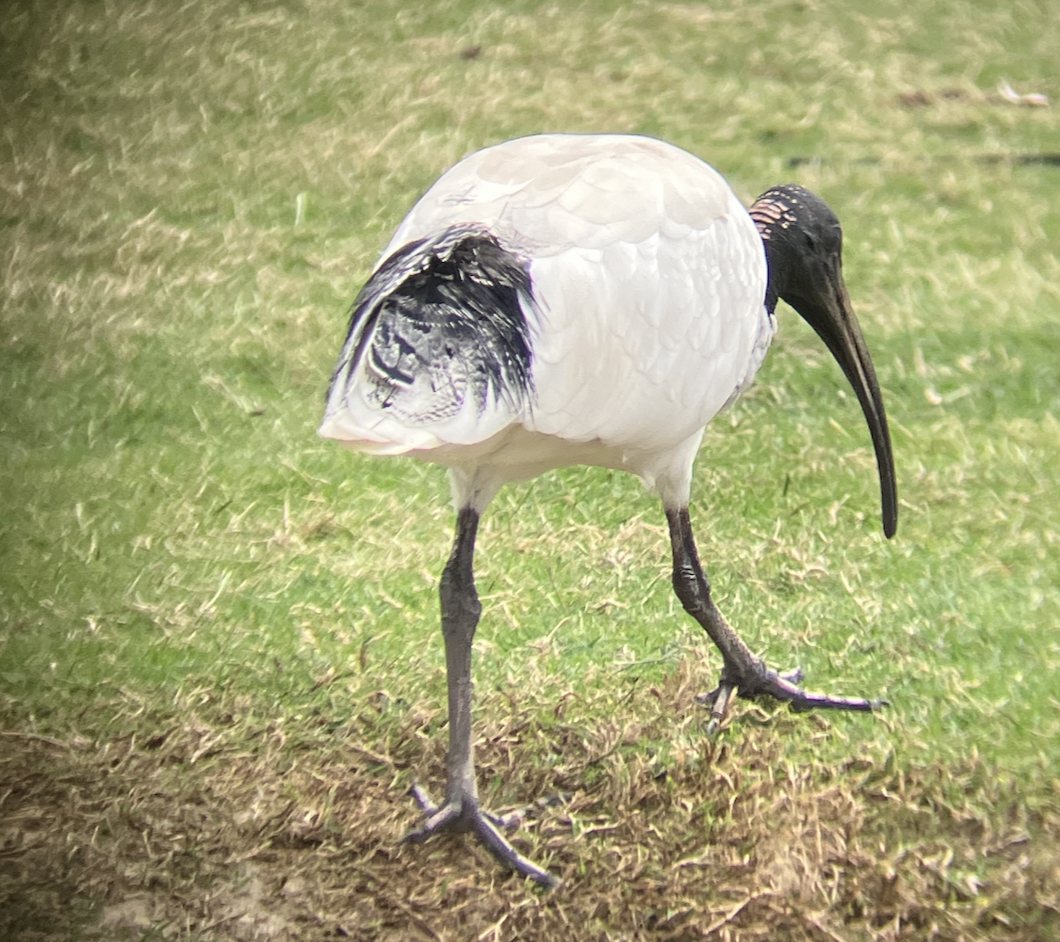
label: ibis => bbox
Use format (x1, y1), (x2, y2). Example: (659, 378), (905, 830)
(319, 134), (897, 887)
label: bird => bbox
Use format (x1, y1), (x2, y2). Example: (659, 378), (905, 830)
(319, 133), (897, 888)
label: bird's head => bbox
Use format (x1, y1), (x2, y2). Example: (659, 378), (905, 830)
(750, 184), (898, 539)
(751, 184), (848, 318)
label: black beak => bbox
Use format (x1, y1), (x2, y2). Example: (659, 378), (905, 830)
(793, 270), (898, 539)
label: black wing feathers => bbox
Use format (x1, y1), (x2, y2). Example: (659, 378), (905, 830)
(328, 225), (535, 425)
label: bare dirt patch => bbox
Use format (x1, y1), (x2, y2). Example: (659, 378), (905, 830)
(2, 670), (1057, 941)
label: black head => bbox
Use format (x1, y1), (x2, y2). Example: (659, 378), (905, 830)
(750, 184), (898, 539)
(751, 184), (844, 318)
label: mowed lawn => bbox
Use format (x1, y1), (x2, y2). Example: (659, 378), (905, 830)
(1, 0), (1058, 939)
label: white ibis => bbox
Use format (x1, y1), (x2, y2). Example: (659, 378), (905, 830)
(319, 134), (897, 887)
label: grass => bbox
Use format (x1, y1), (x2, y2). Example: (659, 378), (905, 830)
(1, 0), (1059, 938)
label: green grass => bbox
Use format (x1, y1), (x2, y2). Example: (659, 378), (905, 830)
(2, 0), (1059, 938)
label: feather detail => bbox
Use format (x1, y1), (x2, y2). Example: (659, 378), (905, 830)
(322, 224), (535, 451)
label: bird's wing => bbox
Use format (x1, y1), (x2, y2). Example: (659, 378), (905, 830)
(320, 225), (536, 453)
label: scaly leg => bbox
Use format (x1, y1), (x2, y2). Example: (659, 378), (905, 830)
(665, 507), (886, 733)
(403, 507), (557, 888)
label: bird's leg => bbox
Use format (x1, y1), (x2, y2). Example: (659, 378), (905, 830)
(665, 507), (885, 732)
(403, 507), (557, 888)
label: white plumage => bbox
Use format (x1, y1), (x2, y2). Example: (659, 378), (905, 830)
(320, 133), (897, 887)
(320, 134), (773, 509)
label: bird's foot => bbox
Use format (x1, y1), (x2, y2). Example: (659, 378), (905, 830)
(698, 662), (887, 734)
(403, 785), (558, 889)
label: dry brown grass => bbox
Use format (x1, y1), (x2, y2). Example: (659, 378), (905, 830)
(3, 668), (1057, 942)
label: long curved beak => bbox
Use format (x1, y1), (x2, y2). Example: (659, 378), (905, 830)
(793, 271), (898, 539)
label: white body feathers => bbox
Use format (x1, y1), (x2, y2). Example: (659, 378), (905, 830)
(320, 134), (775, 510)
